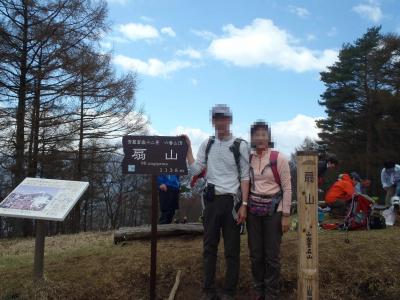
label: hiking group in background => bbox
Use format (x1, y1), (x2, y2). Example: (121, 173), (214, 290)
(317, 156), (400, 231)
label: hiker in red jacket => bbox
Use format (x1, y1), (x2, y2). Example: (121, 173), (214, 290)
(325, 173), (357, 215)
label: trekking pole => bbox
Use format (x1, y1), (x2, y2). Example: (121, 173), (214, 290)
(344, 228), (350, 244)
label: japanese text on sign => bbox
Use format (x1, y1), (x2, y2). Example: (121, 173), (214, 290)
(306, 231), (313, 259)
(122, 136), (188, 175)
(304, 194), (315, 205)
(305, 171), (314, 183)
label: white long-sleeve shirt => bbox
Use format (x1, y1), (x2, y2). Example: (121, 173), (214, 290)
(381, 164), (400, 189)
(189, 136), (250, 194)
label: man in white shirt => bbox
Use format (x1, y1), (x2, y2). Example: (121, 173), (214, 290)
(183, 104), (249, 300)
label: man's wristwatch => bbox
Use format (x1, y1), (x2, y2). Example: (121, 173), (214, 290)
(242, 201), (248, 206)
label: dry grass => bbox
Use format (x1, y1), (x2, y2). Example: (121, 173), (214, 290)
(1, 226), (400, 300)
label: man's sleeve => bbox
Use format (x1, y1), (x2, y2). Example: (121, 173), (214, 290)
(239, 141), (250, 181)
(189, 139), (207, 176)
(381, 169), (390, 188)
(157, 175), (166, 186)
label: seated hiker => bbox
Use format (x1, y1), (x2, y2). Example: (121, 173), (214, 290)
(318, 155), (339, 203)
(325, 173), (357, 216)
(381, 161), (400, 207)
(318, 155), (339, 188)
(350, 172), (362, 194)
(382, 196), (400, 226)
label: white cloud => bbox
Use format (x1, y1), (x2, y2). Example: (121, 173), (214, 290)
(271, 114), (321, 156)
(176, 47), (202, 59)
(100, 41), (112, 50)
(140, 16), (154, 23)
(161, 27), (176, 37)
(191, 29), (218, 40)
(289, 5), (310, 18)
(171, 126), (210, 156)
(113, 55), (191, 77)
(327, 27), (338, 37)
(208, 18), (338, 72)
(353, 1), (383, 23)
(307, 34), (316, 41)
(107, 0), (129, 5)
(190, 78), (198, 86)
(118, 23), (159, 41)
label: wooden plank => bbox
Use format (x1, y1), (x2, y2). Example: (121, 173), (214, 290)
(296, 152), (319, 300)
(113, 223), (204, 244)
(168, 270), (182, 300)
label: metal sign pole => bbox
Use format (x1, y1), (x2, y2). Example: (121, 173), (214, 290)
(150, 175), (158, 300)
(297, 151), (319, 300)
(33, 219), (46, 282)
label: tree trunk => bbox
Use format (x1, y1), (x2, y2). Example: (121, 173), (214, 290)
(15, 1), (29, 185)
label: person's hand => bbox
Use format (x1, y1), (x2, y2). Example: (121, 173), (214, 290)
(180, 134), (194, 164)
(159, 184), (167, 192)
(237, 205), (247, 225)
(282, 215), (290, 233)
(180, 134), (191, 148)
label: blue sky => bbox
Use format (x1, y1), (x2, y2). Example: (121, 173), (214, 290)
(103, 0), (400, 155)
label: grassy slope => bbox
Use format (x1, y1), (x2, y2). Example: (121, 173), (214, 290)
(1, 226), (400, 300)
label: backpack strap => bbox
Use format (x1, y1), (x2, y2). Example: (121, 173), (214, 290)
(205, 136), (244, 183)
(204, 136), (215, 165)
(269, 151), (281, 187)
(249, 153), (255, 189)
(250, 150), (281, 190)
(229, 138), (244, 182)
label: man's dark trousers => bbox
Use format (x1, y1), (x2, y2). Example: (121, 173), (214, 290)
(203, 194), (241, 298)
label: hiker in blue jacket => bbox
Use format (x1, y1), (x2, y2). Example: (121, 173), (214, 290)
(158, 175), (180, 224)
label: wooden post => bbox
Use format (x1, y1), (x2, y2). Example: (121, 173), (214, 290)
(150, 175), (158, 300)
(33, 219), (46, 282)
(296, 151), (319, 300)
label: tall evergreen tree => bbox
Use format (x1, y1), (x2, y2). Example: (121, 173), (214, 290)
(317, 27), (400, 195)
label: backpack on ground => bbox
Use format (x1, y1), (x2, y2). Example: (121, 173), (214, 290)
(369, 211), (386, 229)
(344, 194), (374, 231)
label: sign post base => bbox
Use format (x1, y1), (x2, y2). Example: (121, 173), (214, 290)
(33, 219), (46, 282)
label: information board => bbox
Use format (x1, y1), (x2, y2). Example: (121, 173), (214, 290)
(0, 177), (89, 221)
